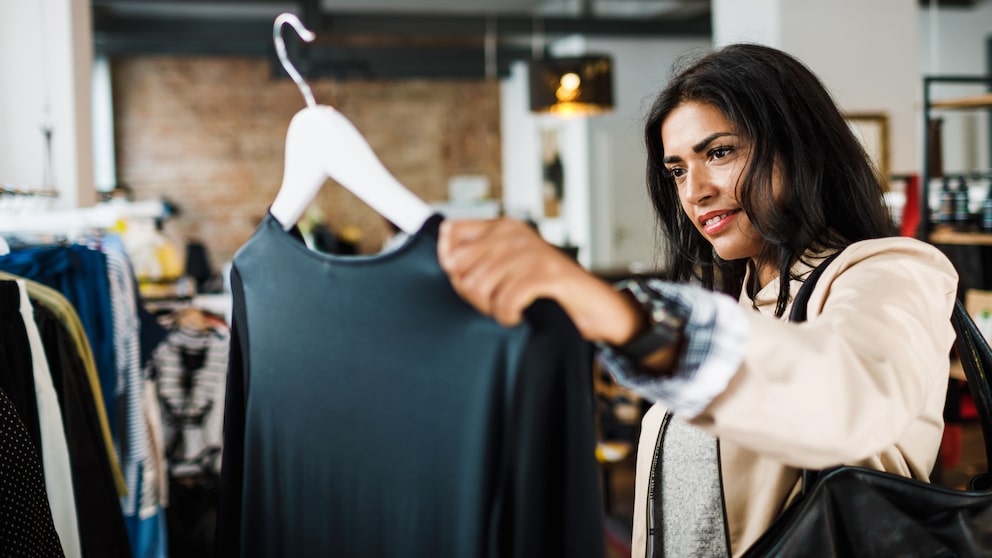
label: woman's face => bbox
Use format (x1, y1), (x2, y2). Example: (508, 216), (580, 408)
(660, 100), (770, 264)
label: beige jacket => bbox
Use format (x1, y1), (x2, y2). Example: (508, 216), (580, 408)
(630, 237), (959, 557)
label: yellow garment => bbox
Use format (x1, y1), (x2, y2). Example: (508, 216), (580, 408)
(0, 271), (127, 496)
(156, 240), (185, 280)
(120, 219), (185, 282)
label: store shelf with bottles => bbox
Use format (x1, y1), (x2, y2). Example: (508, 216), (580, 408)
(928, 173), (992, 244)
(921, 75), (992, 244)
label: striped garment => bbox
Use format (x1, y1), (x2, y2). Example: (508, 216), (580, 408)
(151, 323), (229, 478)
(104, 250), (149, 516)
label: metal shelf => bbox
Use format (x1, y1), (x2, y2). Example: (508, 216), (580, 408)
(929, 92), (992, 110)
(929, 227), (992, 246)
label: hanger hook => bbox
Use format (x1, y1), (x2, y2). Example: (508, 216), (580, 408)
(273, 13), (317, 108)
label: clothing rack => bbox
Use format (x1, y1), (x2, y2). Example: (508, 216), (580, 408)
(0, 186), (59, 214)
(0, 217), (175, 557)
(0, 199), (165, 235)
(0, 185), (59, 196)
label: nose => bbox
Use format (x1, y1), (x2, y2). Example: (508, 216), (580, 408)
(681, 165), (717, 205)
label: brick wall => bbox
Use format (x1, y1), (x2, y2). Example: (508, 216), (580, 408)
(112, 56), (502, 271)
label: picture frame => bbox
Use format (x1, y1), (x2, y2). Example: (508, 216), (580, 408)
(844, 112), (890, 187)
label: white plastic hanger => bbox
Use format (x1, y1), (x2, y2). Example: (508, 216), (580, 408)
(268, 13), (434, 234)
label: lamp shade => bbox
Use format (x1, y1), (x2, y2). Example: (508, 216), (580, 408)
(528, 55), (614, 116)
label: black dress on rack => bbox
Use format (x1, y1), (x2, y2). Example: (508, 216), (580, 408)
(0, 379), (63, 557)
(0, 282), (42, 453)
(217, 213), (605, 558)
(32, 302), (132, 557)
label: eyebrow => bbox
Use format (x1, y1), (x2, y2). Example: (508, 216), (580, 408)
(662, 132), (735, 164)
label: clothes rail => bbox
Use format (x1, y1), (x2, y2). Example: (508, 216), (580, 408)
(0, 200), (165, 234)
(0, 186), (59, 197)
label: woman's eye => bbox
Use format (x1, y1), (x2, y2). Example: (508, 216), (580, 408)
(711, 146), (733, 159)
(667, 167), (686, 178)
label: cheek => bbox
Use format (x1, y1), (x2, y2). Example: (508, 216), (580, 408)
(677, 190), (696, 224)
(719, 164), (746, 201)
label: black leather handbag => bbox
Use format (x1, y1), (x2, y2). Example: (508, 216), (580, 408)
(742, 253), (992, 558)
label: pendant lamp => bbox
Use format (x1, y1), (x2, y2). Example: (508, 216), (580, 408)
(528, 55), (614, 116)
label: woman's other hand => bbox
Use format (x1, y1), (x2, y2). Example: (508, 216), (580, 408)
(437, 218), (644, 345)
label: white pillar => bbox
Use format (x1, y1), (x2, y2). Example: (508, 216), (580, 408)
(0, 0), (95, 208)
(92, 55), (117, 193)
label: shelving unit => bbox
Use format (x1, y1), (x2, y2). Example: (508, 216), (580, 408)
(930, 227), (992, 246)
(920, 75), (992, 242)
(928, 92), (992, 110)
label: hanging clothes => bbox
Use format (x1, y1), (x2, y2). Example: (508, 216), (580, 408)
(0, 382), (64, 557)
(0, 280), (42, 450)
(149, 311), (228, 558)
(217, 214), (604, 557)
(106, 250), (146, 505)
(152, 316), (229, 478)
(0, 223), (168, 558)
(0, 244), (118, 445)
(103, 247), (168, 558)
(12, 279), (82, 557)
(17, 275), (133, 557)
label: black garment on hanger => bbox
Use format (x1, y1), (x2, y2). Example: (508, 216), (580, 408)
(0, 281), (42, 456)
(217, 213), (604, 558)
(0, 382), (63, 557)
(138, 302), (168, 366)
(32, 300), (132, 558)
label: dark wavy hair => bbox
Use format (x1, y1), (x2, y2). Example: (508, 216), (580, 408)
(644, 43), (896, 316)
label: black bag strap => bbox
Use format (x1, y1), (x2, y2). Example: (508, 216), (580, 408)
(788, 252), (842, 323)
(789, 252), (842, 494)
(791, 248), (992, 492)
(951, 299), (992, 489)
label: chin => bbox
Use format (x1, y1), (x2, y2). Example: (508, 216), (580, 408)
(707, 230), (764, 263)
(712, 244), (760, 263)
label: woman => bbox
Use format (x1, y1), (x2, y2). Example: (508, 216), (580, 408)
(438, 44), (958, 557)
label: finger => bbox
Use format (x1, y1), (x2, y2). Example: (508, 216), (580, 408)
(443, 217), (536, 251)
(471, 229), (559, 322)
(489, 272), (538, 326)
(452, 244), (518, 317)
(441, 219), (528, 279)
(438, 220), (493, 274)
(488, 249), (571, 326)
(440, 218), (549, 322)
(439, 219), (494, 254)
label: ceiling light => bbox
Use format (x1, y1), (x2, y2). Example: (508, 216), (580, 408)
(528, 55), (614, 117)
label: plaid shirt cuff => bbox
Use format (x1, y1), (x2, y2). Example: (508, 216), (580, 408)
(597, 279), (750, 418)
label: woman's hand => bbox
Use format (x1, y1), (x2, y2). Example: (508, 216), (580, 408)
(437, 218), (645, 345)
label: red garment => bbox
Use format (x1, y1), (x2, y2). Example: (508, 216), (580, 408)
(900, 174), (921, 238)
